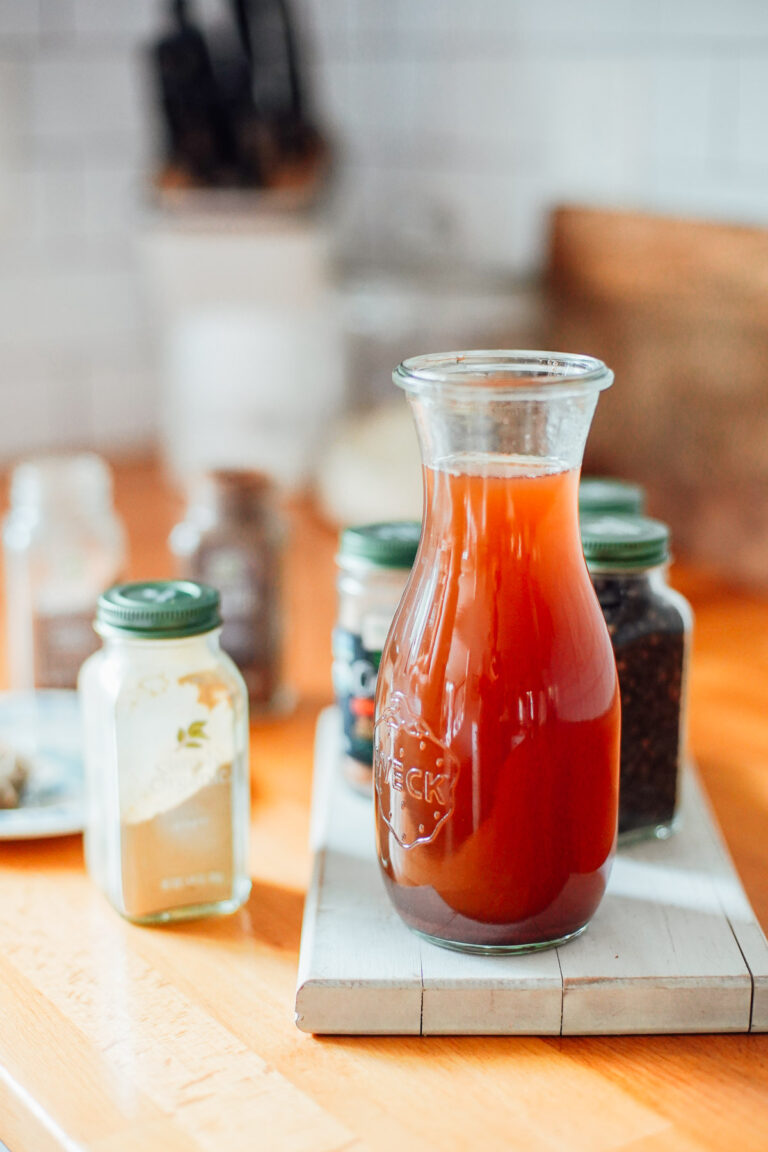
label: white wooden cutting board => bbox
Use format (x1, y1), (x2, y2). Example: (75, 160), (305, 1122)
(295, 708), (768, 1036)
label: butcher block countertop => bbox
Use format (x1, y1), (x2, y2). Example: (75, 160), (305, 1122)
(0, 458), (767, 1152)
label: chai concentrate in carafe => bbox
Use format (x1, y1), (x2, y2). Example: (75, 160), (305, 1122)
(374, 353), (620, 953)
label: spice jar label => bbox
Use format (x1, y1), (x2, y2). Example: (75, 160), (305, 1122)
(374, 693), (459, 849)
(114, 673), (238, 920)
(332, 627), (380, 765)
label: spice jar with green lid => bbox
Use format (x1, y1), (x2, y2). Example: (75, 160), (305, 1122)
(579, 476), (645, 517)
(79, 580), (251, 924)
(333, 522), (421, 794)
(581, 514), (692, 842)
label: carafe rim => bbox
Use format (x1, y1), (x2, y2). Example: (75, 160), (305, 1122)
(394, 350), (613, 400)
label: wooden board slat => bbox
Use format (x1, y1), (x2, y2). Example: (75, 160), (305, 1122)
(295, 711), (422, 1035)
(295, 708), (768, 1036)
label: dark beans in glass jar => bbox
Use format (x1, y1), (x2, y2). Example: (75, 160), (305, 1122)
(591, 573), (686, 838)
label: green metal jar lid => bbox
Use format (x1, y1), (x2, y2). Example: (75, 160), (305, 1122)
(97, 581), (222, 638)
(339, 521), (421, 569)
(581, 514), (670, 570)
(579, 477), (645, 515)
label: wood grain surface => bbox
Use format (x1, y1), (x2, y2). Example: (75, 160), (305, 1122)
(0, 458), (767, 1151)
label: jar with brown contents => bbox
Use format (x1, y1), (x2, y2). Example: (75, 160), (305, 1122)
(170, 471), (289, 715)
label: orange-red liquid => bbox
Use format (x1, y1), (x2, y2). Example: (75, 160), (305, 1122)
(374, 460), (620, 949)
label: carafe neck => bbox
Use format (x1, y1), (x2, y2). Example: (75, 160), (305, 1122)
(407, 390), (599, 477)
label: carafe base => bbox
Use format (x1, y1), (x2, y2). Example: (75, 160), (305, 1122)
(409, 922), (588, 956)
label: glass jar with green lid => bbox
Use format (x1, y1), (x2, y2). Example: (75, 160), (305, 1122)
(333, 522), (421, 794)
(79, 580), (251, 923)
(579, 476), (645, 517)
(581, 514), (692, 842)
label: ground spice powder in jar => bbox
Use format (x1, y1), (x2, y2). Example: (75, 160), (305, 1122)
(581, 514), (692, 841)
(120, 775), (234, 917)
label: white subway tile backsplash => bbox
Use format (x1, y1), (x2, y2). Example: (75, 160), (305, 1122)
(0, 341), (156, 460)
(341, 56), (417, 149)
(326, 161), (379, 266)
(660, 0), (768, 41)
(343, 0), (401, 56)
(428, 167), (527, 272)
(35, 163), (88, 240)
(0, 0), (765, 464)
(0, 60), (32, 165)
(87, 358), (159, 450)
(0, 345), (89, 460)
(395, 0), (519, 45)
(516, 0), (664, 48)
(0, 166), (40, 247)
(306, 57), (350, 139)
(453, 57), (547, 161)
(299, 0), (352, 60)
(649, 56), (717, 168)
(41, 370), (94, 448)
(434, 166), (574, 276)
(0, 0), (41, 40)
(85, 166), (141, 239)
(0, 375), (51, 461)
(647, 166), (768, 228)
(0, 266), (145, 355)
(408, 57), (458, 160)
(30, 48), (144, 143)
(364, 164), (462, 268)
(39, 0), (75, 43)
(709, 56), (740, 169)
(72, 0), (159, 43)
(736, 56), (768, 172)
(534, 56), (640, 199)
(515, 0), (768, 48)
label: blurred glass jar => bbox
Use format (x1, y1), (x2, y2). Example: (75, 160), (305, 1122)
(579, 476), (645, 517)
(79, 581), (251, 924)
(170, 471), (289, 716)
(3, 454), (126, 690)
(333, 522), (421, 793)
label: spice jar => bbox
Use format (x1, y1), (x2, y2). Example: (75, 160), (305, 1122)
(581, 514), (692, 842)
(333, 522), (421, 794)
(79, 581), (251, 924)
(170, 471), (288, 715)
(579, 476), (645, 516)
(3, 454), (126, 690)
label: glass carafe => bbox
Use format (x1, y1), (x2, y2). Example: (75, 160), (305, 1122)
(373, 351), (620, 953)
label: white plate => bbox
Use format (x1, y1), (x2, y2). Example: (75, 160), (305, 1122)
(0, 691), (83, 839)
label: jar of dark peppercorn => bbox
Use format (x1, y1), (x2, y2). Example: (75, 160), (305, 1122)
(581, 514), (692, 843)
